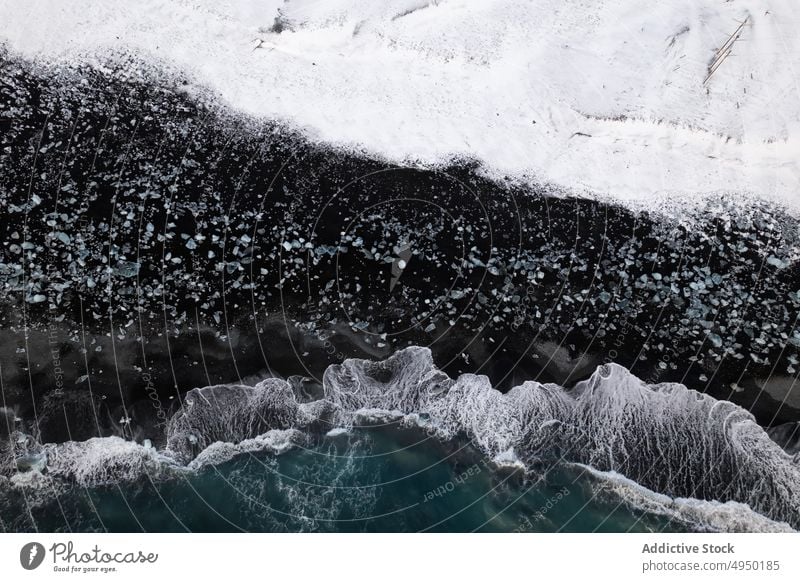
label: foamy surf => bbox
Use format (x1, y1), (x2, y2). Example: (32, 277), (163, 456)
(3, 347), (798, 532)
(579, 465), (794, 533)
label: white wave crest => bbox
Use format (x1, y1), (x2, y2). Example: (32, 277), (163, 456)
(42, 436), (177, 487)
(165, 378), (299, 463)
(318, 347), (800, 527)
(11, 346), (797, 530)
(583, 466), (794, 533)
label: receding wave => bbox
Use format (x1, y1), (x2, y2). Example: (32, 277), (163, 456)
(2, 347), (798, 531)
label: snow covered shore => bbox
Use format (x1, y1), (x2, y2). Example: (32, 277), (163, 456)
(1, 0), (798, 214)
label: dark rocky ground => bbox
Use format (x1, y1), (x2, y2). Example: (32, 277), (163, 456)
(2, 49), (800, 446)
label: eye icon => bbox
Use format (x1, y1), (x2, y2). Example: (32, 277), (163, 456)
(20, 542), (46, 570)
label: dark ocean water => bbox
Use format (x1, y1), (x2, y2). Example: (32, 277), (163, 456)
(0, 424), (690, 533)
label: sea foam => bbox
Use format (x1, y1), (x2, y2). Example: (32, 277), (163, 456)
(6, 346), (799, 530)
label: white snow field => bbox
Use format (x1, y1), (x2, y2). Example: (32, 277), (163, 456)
(1, 0), (798, 215)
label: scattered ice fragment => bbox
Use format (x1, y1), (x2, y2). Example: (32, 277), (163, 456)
(113, 261), (141, 278)
(767, 256), (789, 269)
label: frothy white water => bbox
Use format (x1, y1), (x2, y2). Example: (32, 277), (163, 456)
(42, 436), (177, 487)
(317, 347), (800, 527)
(4, 346), (798, 531)
(582, 466), (795, 533)
(165, 379), (299, 463)
(156, 346), (800, 528)
(1, 0), (798, 216)
(188, 429), (305, 471)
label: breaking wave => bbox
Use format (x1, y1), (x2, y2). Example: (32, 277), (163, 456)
(3, 346), (799, 531)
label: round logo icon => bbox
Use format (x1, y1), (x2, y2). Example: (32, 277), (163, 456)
(20, 542), (46, 570)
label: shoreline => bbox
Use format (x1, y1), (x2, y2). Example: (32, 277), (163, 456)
(1, 52), (799, 442)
